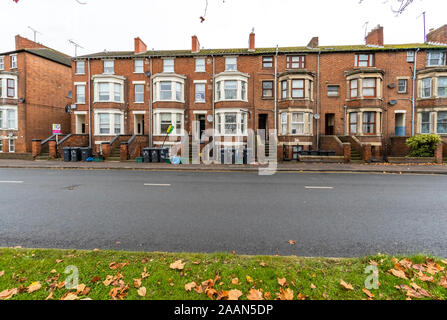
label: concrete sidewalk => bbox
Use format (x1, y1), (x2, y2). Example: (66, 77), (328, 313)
(0, 159), (447, 174)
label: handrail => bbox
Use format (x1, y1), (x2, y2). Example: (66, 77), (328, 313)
(41, 134), (56, 145)
(127, 134), (137, 145)
(109, 135), (120, 145)
(57, 134), (73, 146)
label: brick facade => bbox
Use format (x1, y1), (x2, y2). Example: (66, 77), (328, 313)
(0, 36), (72, 155)
(69, 25), (447, 161)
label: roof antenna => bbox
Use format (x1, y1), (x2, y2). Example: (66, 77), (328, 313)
(28, 26), (42, 42)
(362, 21), (369, 40)
(68, 39), (84, 57)
(417, 11), (426, 42)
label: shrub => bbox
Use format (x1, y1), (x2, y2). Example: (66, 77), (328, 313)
(406, 134), (441, 157)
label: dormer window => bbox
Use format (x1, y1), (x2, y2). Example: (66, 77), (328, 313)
(225, 57), (237, 71)
(103, 60), (114, 74)
(427, 51), (446, 67)
(163, 59), (174, 73)
(287, 56), (305, 69)
(355, 53), (374, 67)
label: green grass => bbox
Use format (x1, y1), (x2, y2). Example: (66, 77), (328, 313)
(0, 248), (446, 300)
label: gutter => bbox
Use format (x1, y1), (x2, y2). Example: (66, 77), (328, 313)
(411, 48), (420, 136)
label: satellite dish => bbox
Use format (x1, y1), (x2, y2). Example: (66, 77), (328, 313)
(314, 114), (321, 120)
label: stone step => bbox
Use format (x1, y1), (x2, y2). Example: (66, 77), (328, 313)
(106, 157), (121, 161)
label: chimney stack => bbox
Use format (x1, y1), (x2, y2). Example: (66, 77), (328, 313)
(365, 25), (384, 47)
(426, 25), (447, 44)
(134, 37), (147, 54)
(249, 31), (255, 52)
(192, 35), (200, 53)
(307, 37), (319, 48)
(15, 35), (47, 50)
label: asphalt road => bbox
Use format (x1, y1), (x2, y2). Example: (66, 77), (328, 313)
(0, 168), (446, 258)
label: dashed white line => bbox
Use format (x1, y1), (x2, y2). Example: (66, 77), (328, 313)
(0, 181), (24, 184)
(305, 186), (334, 189)
(144, 183), (171, 187)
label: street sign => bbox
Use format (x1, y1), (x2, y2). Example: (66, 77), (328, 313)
(52, 124), (61, 134)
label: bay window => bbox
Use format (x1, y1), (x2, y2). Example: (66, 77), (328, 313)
(224, 81), (237, 99)
(427, 51), (446, 67)
(93, 76), (125, 103)
(420, 112), (432, 133)
(421, 78), (432, 98)
(154, 110), (184, 135)
(291, 80), (304, 98)
(154, 77), (185, 102)
(175, 82), (182, 101)
(280, 113), (288, 135)
(241, 82), (247, 100)
(437, 111), (447, 134)
(114, 114), (121, 134)
(438, 77), (447, 97)
(291, 112), (305, 134)
(8, 109), (16, 129)
(98, 83), (110, 101)
(281, 80), (288, 99)
(350, 79), (358, 98)
(95, 110), (124, 135)
(215, 110), (248, 136)
(99, 114), (110, 134)
(7, 79), (15, 98)
(160, 82), (172, 100)
(349, 112), (358, 134)
(362, 112), (376, 135)
(362, 78), (376, 98)
(215, 78), (248, 102)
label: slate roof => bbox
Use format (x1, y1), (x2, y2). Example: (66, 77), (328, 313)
(0, 48), (71, 67)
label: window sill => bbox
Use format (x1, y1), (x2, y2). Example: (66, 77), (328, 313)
(134, 102), (145, 104)
(75, 73), (85, 76)
(94, 100), (124, 104)
(216, 99), (248, 103)
(154, 100), (185, 103)
(261, 97), (274, 100)
(194, 101), (206, 104)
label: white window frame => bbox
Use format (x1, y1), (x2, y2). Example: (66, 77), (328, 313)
(0, 106), (18, 130)
(215, 109), (248, 137)
(427, 51), (446, 67)
(0, 75), (18, 99)
(10, 54), (17, 69)
(94, 109), (124, 136)
(9, 138), (15, 153)
(291, 112), (305, 135)
(103, 60), (114, 74)
(134, 83), (145, 103)
(75, 83), (86, 104)
(163, 59), (175, 73)
(327, 85), (339, 97)
(280, 112), (288, 135)
(195, 83), (206, 103)
(398, 79), (408, 93)
(407, 51), (415, 63)
(93, 76), (125, 103)
(438, 77), (447, 98)
(215, 78), (248, 102)
(195, 58), (205, 72)
(420, 111), (432, 134)
(0, 56), (4, 70)
(134, 59), (144, 73)
(420, 78), (433, 98)
(153, 75), (186, 103)
(153, 109), (185, 136)
(225, 57), (237, 71)
(75, 61), (85, 74)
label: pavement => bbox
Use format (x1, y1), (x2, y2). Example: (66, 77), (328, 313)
(0, 159), (447, 175)
(0, 168), (446, 257)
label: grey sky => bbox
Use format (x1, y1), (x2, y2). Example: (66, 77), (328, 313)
(1, 0), (446, 56)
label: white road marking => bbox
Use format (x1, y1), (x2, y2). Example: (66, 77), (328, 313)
(144, 183), (171, 187)
(0, 181), (24, 184)
(305, 186), (334, 189)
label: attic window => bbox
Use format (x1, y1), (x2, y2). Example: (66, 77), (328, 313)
(355, 53), (374, 67)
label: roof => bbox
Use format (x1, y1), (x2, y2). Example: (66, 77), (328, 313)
(74, 43), (447, 60)
(0, 48), (71, 67)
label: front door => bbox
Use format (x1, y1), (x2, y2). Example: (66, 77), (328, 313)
(196, 115), (206, 143)
(325, 113), (335, 135)
(395, 113), (405, 136)
(135, 114), (144, 135)
(258, 114), (268, 139)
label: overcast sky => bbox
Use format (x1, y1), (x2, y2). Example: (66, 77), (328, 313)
(1, 0), (446, 56)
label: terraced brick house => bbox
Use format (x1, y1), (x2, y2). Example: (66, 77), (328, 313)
(0, 35), (72, 158)
(64, 24), (447, 162)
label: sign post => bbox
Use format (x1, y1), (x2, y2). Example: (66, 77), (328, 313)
(53, 124), (61, 144)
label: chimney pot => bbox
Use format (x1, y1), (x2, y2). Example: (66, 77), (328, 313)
(249, 32), (255, 51)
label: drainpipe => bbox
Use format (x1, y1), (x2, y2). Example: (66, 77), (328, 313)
(149, 57), (153, 147)
(411, 48), (420, 136)
(316, 50), (321, 149)
(274, 45), (278, 131)
(212, 55), (215, 158)
(87, 58), (92, 148)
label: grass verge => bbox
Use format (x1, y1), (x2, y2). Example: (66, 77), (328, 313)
(0, 248), (446, 300)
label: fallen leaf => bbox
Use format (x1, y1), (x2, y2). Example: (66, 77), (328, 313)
(228, 289), (242, 300)
(259, 261), (266, 267)
(362, 288), (374, 298)
(76, 284), (86, 294)
(141, 267), (150, 279)
(231, 278), (239, 285)
(60, 292), (78, 300)
(133, 278), (142, 289)
(45, 292), (54, 300)
(277, 288), (294, 300)
(310, 283), (316, 289)
(55, 259), (63, 264)
(297, 293), (307, 300)
(27, 281), (42, 293)
(138, 287), (146, 297)
(288, 240), (296, 245)
(170, 260), (185, 270)
(103, 275), (114, 286)
(91, 276), (101, 283)
(0, 271), (4, 277)
(264, 292), (272, 300)
(247, 288), (263, 300)
(246, 275), (253, 283)
(81, 287), (91, 296)
(399, 258), (413, 270)
(50, 269), (57, 274)
(185, 282), (196, 292)
(0, 288), (18, 300)
(340, 279), (354, 290)
(277, 278), (287, 287)
(389, 269), (407, 280)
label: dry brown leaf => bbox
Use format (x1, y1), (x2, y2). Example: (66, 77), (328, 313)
(437, 276), (447, 289)
(0, 288), (18, 300)
(45, 292), (54, 300)
(90, 276), (101, 283)
(50, 269), (57, 274)
(133, 278), (142, 288)
(399, 258), (413, 270)
(259, 261), (266, 267)
(103, 275), (114, 286)
(340, 279), (354, 290)
(362, 288), (374, 298)
(27, 281), (42, 293)
(228, 289), (243, 301)
(440, 259), (447, 266)
(55, 259), (63, 264)
(76, 284), (86, 294)
(81, 287), (91, 296)
(389, 269), (407, 280)
(137, 287), (147, 297)
(297, 293), (307, 300)
(288, 240), (296, 245)
(231, 278), (239, 285)
(277, 278), (287, 287)
(216, 290), (229, 301)
(185, 282), (196, 292)
(310, 283), (316, 289)
(277, 288), (294, 300)
(60, 292), (78, 300)
(0, 271), (5, 277)
(247, 288), (264, 300)
(264, 292), (272, 300)
(141, 267), (150, 279)
(170, 260), (185, 270)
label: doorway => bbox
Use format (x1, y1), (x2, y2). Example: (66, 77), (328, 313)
(395, 113), (405, 136)
(196, 114), (206, 143)
(325, 113), (335, 135)
(135, 114), (145, 135)
(258, 114), (268, 139)
(76, 114), (86, 134)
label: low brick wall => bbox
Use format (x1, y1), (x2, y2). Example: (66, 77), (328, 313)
(389, 136), (410, 157)
(57, 135), (89, 157)
(299, 156), (345, 163)
(320, 136), (344, 156)
(0, 153), (33, 160)
(387, 157), (435, 164)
